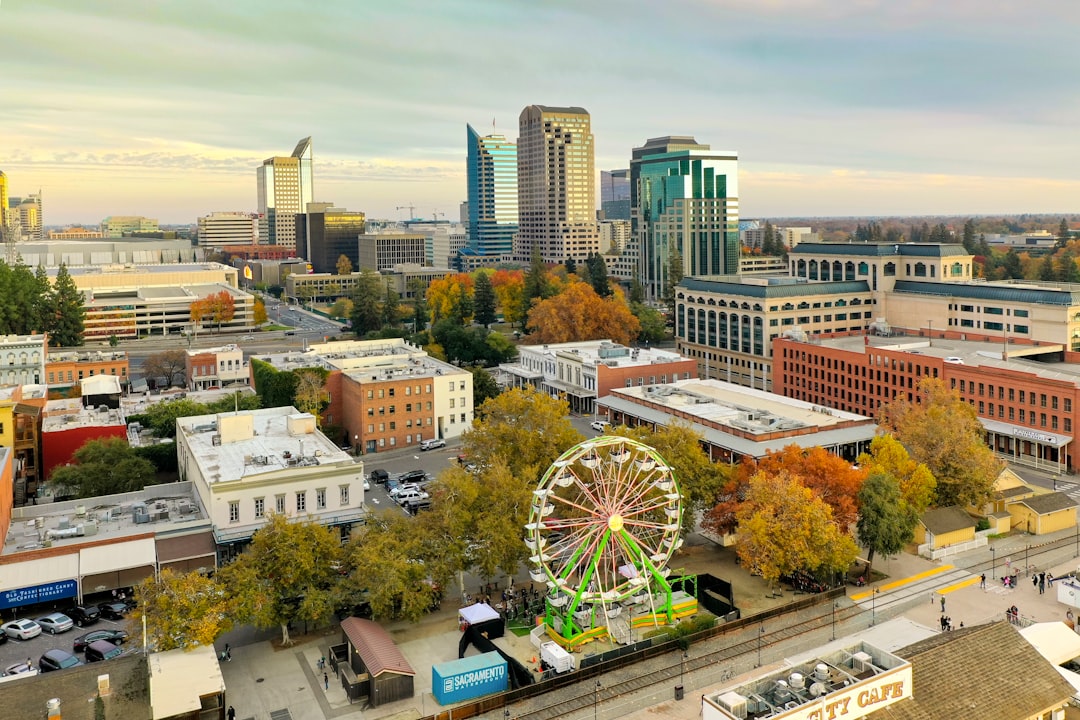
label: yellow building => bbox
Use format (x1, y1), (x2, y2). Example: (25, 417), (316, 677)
(0, 395), (13, 449)
(1008, 493), (1078, 535)
(913, 506), (976, 550)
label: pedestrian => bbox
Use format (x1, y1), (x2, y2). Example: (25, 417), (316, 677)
(1049, 572), (1055, 587)
(26, 657), (31, 669)
(980, 573), (986, 589)
(940, 595), (945, 612)
(227, 707), (235, 720)
(939, 615), (946, 632)
(959, 621), (964, 629)
(324, 672), (329, 690)
(223, 643), (231, 662)
(1039, 574), (1046, 595)
(1033, 573), (1039, 589)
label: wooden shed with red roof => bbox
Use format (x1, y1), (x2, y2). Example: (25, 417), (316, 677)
(337, 617), (416, 707)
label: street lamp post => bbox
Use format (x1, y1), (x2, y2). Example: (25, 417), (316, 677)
(681, 651), (687, 687)
(991, 546), (996, 579)
(871, 588), (880, 626)
(353, 434), (359, 456)
(831, 602), (837, 641)
(756, 623), (764, 667)
(594, 680), (601, 720)
(1025, 544), (1029, 576)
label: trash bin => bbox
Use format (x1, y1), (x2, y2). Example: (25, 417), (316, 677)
(675, 685), (685, 701)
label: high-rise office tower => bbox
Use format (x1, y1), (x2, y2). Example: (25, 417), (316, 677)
(197, 212), (258, 250)
(600, 169), (631, 220)
(257, 137), (314, 248)
(631, 137), (739, 302)
(466, 124), (518, 258)
(0, 171), (8, 235)
(514, 105), (598, 263)
(296, 204), (367, 274)
(17, 192), (43, 242)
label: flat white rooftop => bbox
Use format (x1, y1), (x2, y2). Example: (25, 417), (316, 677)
(522, 340), (689, 369)
(42, 398), (125, 431)
(177, 406), (351, 485)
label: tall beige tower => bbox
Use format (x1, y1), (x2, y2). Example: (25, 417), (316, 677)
(256, 137), (313, 248)
(0, 171), (8, 234)
(514, 105), (598, 263)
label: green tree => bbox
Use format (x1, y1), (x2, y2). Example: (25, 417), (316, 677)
(586, 253), (612, 297)
(138, 398), (212, 438)
(880, 377), (1002, 508)
(735, 471), (859, 590)
(470, 366), (501, 410)
(205, 391), (261, 415)
(473, 272), (497, 327)
(343, 510), (443, 622)
(631, 302), (666, 344)
(31, 264), (51, 334)
(381, 281), (401, 327)
(336, 254), (353, 276)
(467, 459), (534, 582)
(48, 263), (86, 346)
(250, 358), (301, 408)
(1039, 255), (1056, 281)
(858, 434), (936, 516)
(408, 278), (428, 332)
(1058, 218), (1070, 248)
(462, 386), (584, 485)
(133, 569), (232, 651)
(629, 275), (645, 305)
(663, 250), (684, 317)
(349, 269), (384, 335)
(48, 437), (158, 497)
(962, 218), (977, 253)
(1001, 249), (1023, 278)
(856, 472), (919, 574)
(521, 246), (551, 319)
(330, 297), (354, 320)
(564, 257), (577, 275)
(218, 514), (343, 646)
(1056, 255), (1080, 283)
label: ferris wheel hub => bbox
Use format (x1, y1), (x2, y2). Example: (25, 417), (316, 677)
(607, 514), (624, 532)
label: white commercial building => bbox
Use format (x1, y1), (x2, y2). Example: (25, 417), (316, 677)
(176, 407), (366, 558)
(197, 212), (258, 250)
(0, 334), (46, 386)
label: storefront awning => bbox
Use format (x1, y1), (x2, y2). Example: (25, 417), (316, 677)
(541, 379), (595, 398)
(80, 538), (156, 576)
(980, 418), (1072, 448)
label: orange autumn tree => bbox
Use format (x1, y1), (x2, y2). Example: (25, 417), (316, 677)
(703, 445), (866, 537)
(525, 281), (640, 346)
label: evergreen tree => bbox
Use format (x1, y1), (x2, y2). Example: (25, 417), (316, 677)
(586, 253), (612, 297)
(629, 275), (645, 305)
(962, 219), (977, 253)
(564, 257), (577, 275)
(452, 283), (474, 325)
(381, 282), (400, 327)
(1002, 249), (1023, 278)
(349, 269), (384, 335)
(408, 277), (427, 332)
(520, 246), (550, 319)
(473, 272), (497, 327)
(1057, 255), (1080, 284)
(1038, 255), (1056, 281)
(1059, 218), (1071, 248)
(928, 223), (950, 243)
(662, 249), (684, 317)
(48, 263), (86, 346)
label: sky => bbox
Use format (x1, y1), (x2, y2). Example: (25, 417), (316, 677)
(2, 0), (1079, 225)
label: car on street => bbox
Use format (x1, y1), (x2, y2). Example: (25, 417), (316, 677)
(3, 662), (37, 676)
(2, 619), (42, 640)
(97, 602), (128, 620)
(396, 469), (427, 484)
(241, 335), (255, 341)
(39, 649), (83, 672)
(590, 420), (611, 432)
(419, 438), (446, 450)
(35, 613), (74, 634)
(73, 629), (130, 653)
(62, 605), (100, 627)
(396, 489), (430, 506)
(389, 482), (421, 499)
(85, 640), (123, 663)
(369, 468), (389, 484)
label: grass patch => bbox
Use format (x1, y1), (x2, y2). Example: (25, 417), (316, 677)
(263, 324), (291, 331)
(507, 620), (534, 637)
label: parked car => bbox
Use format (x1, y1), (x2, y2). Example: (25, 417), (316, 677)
(384, 478), (401, 495)
(396, 489), (429, 506)
(369, 468), (389, 484)
(85, 640), (123, 663)
(389, 482), (420, 499)
(39, 649), (83, 672)
(397, 469), (427, 484)
(590, 420), (611, 432)
(3, 662), (36, 676)
(35, 613), (74, 634)
(2, 619), (42, 640)
(73, 629), (130, 653)
(420, 438), (446, 451)
(404, 497), (432, 515)
(97, 602), (128, 621)
(62, 605), (101, 627)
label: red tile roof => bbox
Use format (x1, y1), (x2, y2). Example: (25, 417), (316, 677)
(340, 617), (415, 678)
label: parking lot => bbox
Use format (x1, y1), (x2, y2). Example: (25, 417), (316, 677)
(0, 606), (135, 674)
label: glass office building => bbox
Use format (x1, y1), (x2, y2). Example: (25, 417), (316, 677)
(257, 137), (314, 248)
(631, 137), (739, 302)
(466, 125), (517, 258)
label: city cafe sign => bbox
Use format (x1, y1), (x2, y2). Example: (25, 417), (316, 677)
(791, 667), (912, 720)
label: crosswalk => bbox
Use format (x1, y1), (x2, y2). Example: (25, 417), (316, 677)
(1055, 479), (1080, 504)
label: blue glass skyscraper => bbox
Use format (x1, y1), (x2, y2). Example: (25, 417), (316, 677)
(466, 124), (517, 258)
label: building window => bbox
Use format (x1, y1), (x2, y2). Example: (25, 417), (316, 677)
(340, 485), (350, 505)
(254, 497), (265, 518)
(296, 491), (307, 512)
(316, 488), (326, 510)
(229, 501), (239, 523)
(450, 398), (455, 408)
(275, 494), (285, 514)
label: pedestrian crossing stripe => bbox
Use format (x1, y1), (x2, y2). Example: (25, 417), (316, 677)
(850, 564), (955, 601)
(938, 576), (980, 595)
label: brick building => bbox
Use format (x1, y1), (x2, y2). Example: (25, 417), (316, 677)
(185, 344), (247, 391)
(45, 349), (129, 392)
(774, 333), (1080, 472)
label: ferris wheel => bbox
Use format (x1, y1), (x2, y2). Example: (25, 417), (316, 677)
(525, 436), (683, 642)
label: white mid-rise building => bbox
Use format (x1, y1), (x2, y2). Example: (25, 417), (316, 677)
(0, 334), (46, 386)
(197, 212), (257, 250)
(176, 407), (366, 557)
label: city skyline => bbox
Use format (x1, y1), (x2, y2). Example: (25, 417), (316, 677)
(2, 0), (1078, 225)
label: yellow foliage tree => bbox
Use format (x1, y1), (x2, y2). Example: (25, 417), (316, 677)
(525, 281), (641, 346)
(426, 273), (475, 324)
(736, 470), (859, 589)
(253, 297), (268, 325)
(857, 434), (936, 515)
(491, 269), (525, 326)
(133, 569), (233, 651)
(879, 377), (1001, 508)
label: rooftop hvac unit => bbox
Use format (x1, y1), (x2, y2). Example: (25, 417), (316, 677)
(82, 522), (98, 536)
(814, 663), (831, 682)
(852, 651), (874, 673)
(717, 692), (748, 719)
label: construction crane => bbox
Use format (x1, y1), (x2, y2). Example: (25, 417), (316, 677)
(396, 203), (417, 221)
(433, 210), (445, 222)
